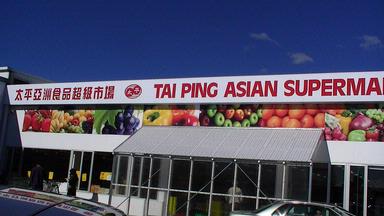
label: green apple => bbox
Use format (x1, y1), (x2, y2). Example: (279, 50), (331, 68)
(249, 112), (259, 125)
(233, 121), (241, 127)
(214, 112), (225, 126)
(241, 119), (251, 127)
(206, 105), (217, 118)
(223, 119), (232, 127)
(257, 109), (263, 118)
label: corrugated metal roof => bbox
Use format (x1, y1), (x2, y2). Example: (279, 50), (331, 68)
(114, 126), (329, 163)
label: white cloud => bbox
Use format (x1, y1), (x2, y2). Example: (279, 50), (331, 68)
(360, 35), (383, 49)
(250, 32), (279, 46)
(288, 52), (314, 65)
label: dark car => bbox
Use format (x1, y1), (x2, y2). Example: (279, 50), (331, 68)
(0, 187), (126, 216)
(230, 200), (355, 216)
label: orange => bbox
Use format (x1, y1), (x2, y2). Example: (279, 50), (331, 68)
(284, 118), (301, 128)
(281, 116), (290, 127)
(305, 104), (319, 116)
(262, 106), (275, 120)
(314, 113), (325, 128)
(266, 116), (282, 128)
(288, 104), (306, 119)
(301, 114), (315, 128)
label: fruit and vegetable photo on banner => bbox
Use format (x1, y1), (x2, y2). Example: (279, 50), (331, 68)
(199, 104), (325, 128)
(21, 105), (143, 135)
(143, 105), (199, 126)
(324, 104), (384, 142)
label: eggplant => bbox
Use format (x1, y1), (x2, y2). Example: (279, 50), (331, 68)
(349, 114), (374, 130)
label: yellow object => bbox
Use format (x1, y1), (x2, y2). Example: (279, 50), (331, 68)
(336, 114), (352, 135)
(27, 171), (31, 178)
(211, 200), (223, 216)
(143, 106), (172, 126)
(76, 171), (80, 178)
(99, 172), (112, 181)
(48, 172), (54, 180)
(168, 196), (176, 215)
(82, 173), (87, 182)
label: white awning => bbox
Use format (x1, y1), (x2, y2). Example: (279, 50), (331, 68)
(114, 126), (329, 163)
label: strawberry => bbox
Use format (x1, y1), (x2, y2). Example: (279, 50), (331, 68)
(31, 113), (43, 132)
(41, 118), (51, 132)
(39, 110), (52, 118)
(22, 114), (32, 131)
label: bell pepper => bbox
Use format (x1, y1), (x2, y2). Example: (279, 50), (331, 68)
(173, 114), (199, 126)
(335, 113), (353, 135)
(143, 106), (172, 126)
(348, 130), (366, 141)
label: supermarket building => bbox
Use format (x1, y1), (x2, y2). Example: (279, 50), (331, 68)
(1, 67), (384, 216)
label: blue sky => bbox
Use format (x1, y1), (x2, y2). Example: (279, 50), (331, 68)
(1, 0), (383, 82)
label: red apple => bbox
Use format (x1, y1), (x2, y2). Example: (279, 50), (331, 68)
(234, 109), (245, 121)
(225, 108), (235, 119)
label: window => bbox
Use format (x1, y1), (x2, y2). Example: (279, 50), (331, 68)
(286, 165), (309, 201)
(171, 159), (190, 190)
(191, 160), (212, 192)
(330, 165), (344, 207)
(213, 161), (234, 194)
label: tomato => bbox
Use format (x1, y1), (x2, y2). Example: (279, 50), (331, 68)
(266, 116), (282, 128)
(301, 114), (315, 128)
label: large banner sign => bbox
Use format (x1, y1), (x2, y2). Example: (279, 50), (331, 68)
(7, 71), (384, 105)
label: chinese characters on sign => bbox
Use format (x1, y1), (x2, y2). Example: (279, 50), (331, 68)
(15, 86), (115, 101)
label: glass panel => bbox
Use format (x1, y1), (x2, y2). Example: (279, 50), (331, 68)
(192, 161), (212, 192)
(131, 157), (141, 186)
(286, 205), (338, 216)
(258, 198), (274, 209)
(189, 193), (209, 216)
(169, 192), (188, 216)
(349, 166), (364, 216)
(171, 159), (190, 190)
(330, 165), (344, 207)
(139, 158), (151, 198)
(113, 156), (129, 195)
(260, 164), (283, 198)
(236, 198), (256, 211)
(79, 152), (92, 190)
(286, 165), (309, 201)
(72, 151), (82, 172)
(368, 167), (384, 216)
(213, 162), (234, 194)
(211, 195), (231, 215)
(237, 163), (258, 197)
(150, 158), (170, 189)
(311, 163), (328, 202)
(115, 156), (129, 184)
(91, 152), (113, 192)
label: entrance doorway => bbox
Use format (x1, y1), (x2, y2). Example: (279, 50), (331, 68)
(69, 151), (94, 191)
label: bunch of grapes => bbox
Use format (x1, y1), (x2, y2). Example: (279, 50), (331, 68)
(81, 117), (94, 134)
(102, 106), (140, 135)
(366, 109), (384, 123)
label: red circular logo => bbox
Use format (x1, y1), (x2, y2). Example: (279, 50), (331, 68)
(125, 84), (142, 99)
